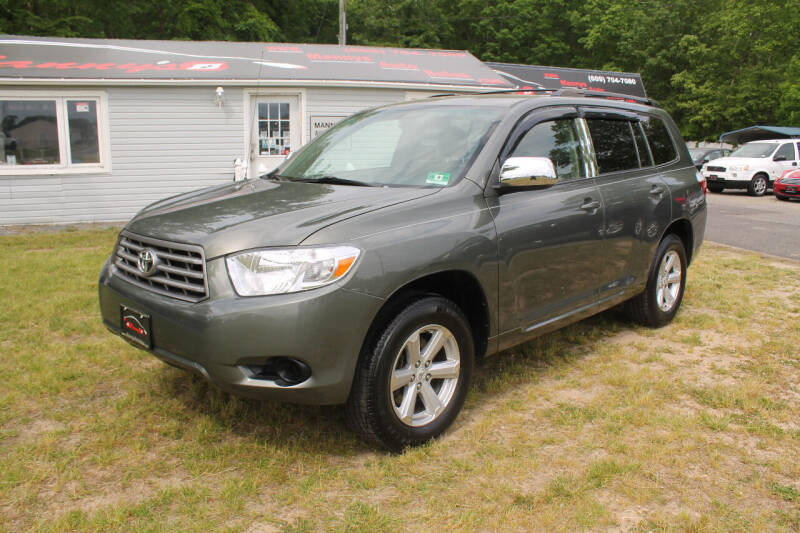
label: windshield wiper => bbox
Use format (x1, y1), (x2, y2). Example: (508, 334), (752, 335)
(260, 170), (287, 181)
(289, 175), (374, 187)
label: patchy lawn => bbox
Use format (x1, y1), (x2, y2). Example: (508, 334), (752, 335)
(1, 228), (798, 532)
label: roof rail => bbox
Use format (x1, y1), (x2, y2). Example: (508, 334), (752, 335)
(471, 87), (660, 107)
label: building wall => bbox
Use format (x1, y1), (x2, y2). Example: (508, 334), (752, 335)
(1, 84), (424, 225)
(1, 85), (245, 225)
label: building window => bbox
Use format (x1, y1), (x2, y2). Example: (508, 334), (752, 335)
(1, 93), (109, 174)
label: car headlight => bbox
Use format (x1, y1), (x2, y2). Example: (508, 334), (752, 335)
(226, 245), (360, 296)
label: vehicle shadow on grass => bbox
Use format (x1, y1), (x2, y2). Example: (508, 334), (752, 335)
(155, 308), (631, 456)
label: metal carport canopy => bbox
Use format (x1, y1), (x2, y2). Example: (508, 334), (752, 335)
(719, 125), (800, 144)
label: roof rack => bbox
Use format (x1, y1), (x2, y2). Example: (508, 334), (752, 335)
(476, 87), (660, 107)
(427, 87), (660, 107)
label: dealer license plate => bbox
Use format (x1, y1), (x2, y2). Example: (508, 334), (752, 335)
(120, 305), (151, 348)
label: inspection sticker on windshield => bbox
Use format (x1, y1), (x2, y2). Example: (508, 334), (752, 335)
(426, 172), (451, 186)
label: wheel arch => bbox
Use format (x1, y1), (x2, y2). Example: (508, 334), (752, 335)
(662, 218), (695, 265)
(361, 270), (491, 361)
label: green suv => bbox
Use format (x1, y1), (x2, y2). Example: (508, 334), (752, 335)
(99, 92), (707, 451)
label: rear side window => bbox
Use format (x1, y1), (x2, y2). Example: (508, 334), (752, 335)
(586, 119), (639, 173)
(640, 116), (677, 165)
(509, 119), (586, 181)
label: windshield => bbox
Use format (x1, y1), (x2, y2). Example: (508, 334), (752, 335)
(276, 104), (504, 187)
(729, 143), (776, 158)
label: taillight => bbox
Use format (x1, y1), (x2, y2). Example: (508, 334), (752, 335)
(695, 170), (707, 194)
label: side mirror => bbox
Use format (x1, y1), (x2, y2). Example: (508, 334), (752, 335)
(497, 157), (558, 190)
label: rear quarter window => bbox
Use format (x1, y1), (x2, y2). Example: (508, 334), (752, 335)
(641, 116), (677, 165)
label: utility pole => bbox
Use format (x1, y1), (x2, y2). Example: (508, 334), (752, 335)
(339, 0), (347, 45)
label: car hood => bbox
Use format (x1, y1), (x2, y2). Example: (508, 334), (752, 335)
(125, 179), (438, 258)
(704, 156), (767, 168)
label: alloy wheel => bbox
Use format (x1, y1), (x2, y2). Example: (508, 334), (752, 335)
(389, 324), (461, 427)
(656, 250), (682, 312)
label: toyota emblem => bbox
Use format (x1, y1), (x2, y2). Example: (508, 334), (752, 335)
(137, 248), (160, 276)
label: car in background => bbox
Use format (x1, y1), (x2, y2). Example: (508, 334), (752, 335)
(702, 139), (800, 196)
(774, 168), (800, 201)
(689, 148), (729, 170)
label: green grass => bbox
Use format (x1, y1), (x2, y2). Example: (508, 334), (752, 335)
(1, 229), (799, 532)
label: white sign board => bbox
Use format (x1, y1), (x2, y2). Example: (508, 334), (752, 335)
(310, 116), (346, 139)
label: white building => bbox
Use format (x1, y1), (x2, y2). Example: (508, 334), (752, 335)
(0, 36), (509, 225)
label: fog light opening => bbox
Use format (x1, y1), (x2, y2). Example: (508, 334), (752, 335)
(246, 357), (311, 386)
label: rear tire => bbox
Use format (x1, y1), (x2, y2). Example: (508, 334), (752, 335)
(748, 174), (768, 196)
(625, 234), (687, 328)
(346, 296), (474, 452)
(708, 184), (724, 193)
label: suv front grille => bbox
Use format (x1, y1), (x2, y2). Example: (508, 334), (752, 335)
(706, 165), (726, 172)
(113, 231), (208, 302)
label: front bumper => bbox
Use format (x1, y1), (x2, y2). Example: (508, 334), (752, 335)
(98, 257), (384, 404)
(703, 170), (752, 188)
(774, 182), (800, 197)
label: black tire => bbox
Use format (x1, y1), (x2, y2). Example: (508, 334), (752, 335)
(775, 193), (788, 201)
(624, 234), (687, 328)
(346, 296), (474, 452)
(748, 173), (768, 196)
(708, 184), (724, 193)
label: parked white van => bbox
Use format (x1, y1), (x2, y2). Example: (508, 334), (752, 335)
(702, 139), (800, 196)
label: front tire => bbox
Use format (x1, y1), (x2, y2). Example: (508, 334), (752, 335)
(346, 296), (474, 452)
(625, 234), (687, 328)
(748, 174), (768, 196)
(775, 193), (788, 201)
(708, 184), (724, 193)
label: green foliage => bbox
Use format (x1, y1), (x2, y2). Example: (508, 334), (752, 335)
(2, 0), (800, 139)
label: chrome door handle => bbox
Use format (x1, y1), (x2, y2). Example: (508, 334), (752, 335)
(580, 200), (601, 212)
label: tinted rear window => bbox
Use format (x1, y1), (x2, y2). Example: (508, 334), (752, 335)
(586, 119), (639, 173)
(641, 116), (677, 165)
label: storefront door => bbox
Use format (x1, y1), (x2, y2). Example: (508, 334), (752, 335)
(249, 95), (300, 176)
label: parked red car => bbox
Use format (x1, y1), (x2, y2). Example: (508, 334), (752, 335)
(774, 169), (800, 201)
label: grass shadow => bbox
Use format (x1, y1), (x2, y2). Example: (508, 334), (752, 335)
(153, 306), (634, 455)
(155, 366), (369, 456)
(473, 308), (628, 391)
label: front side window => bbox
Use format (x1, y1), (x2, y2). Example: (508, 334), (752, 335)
(774, 143), (795, 161)
(1, 94), (107, 173)
(279, 104), (504, 187)
(586, 118), (640, 173)
(509, 119), (585, 180)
